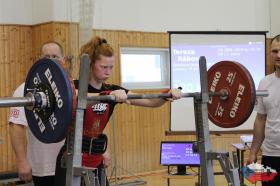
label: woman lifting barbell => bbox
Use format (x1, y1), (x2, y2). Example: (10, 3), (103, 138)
(54, 36), (182, 186)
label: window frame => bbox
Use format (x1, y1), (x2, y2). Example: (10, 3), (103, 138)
(120, 47), (170, 90)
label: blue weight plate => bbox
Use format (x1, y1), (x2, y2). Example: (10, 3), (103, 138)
(24, 58), (75, 143)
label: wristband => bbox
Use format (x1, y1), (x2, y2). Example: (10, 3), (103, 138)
(99, 90), (112, 95)
(161, 87), (182, 101)
(161, 89), (170, 101)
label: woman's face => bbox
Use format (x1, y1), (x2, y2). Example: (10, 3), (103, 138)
(91, 55), (114, 82)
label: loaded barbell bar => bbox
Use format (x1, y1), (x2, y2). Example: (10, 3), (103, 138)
(0, 95), (34, 108)
(88, 90), (268, 102)
(0, 89), (268, 107)
(0, 57), (269, 143)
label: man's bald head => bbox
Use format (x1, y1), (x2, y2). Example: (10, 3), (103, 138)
(41, 41), (64, 63)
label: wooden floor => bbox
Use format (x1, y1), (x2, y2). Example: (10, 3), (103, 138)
(108, 168), (261, 186)
(0, 168), (261, 186)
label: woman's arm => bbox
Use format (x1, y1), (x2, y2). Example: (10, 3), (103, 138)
(247, 113), (266, 164)
(126, 89), (182, 107)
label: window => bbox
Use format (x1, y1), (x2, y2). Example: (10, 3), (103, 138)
(120, 47), (170, 89)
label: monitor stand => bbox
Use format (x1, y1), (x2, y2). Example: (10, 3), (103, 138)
(172, 165), (193, 175)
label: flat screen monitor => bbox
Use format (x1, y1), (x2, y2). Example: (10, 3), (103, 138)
(160, 141), (200, 175)
(169, 31), (266, 132)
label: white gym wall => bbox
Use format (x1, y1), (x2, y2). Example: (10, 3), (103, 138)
(0, 0), (280, 37)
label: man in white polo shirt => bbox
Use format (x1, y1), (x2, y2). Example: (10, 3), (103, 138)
(248, 35), (280, 185)
(9, 41), (65, 186)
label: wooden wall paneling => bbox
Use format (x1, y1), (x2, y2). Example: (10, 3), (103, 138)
(140, 108), (147, 172)
(131, 106), (141, 172)
(122, 106), (130, 173)
(18, 26), (25, 83)
(53, 22), (77, 65)
(6, 26), (13, 87)
(9, 26), (18, 91)
(117, 106), (125, 174)
(52, 23), (71, 70)
(31, 22), (79, 78)
(1, 64), (8, 172)
(0, 25), (3, 64)
(40, 24), (54, 44)
(32, 22), (55, 62)
(23, 26), (33, 84)
(13, 26), (19, 87)
(133, 106), (141, 172)
(0, 110), (4, 171)
(11, 26), (33, 172)
(146, 106), (155, 171)
(0, 26), (7, 172)
(31, 25), (43, 60)
(147, 108), (158, 170)
(102, 119), (114, 175)
(0, 25), (33, 172)
(0, 25), (2, 172)
(133, 105), (142, 172)
(34, 23), (53, 60)
(114, 105), (126, 173)
(0, 80), (3, 172)
(109, 31), (121, 84)
(128, 105), (137, 173)
(110, 108), (121, 174)
(136, 106), (145, 172)
(32, 24), (42, 60)
(126, 32), (167, 173)
(122, 106), (131, 172)
(3, 26), (9, 66)
(53, 23), (68, 53)
(141, 107), (149, 171)
(55, 22), (80, 78)
(8, 27), (17, 169)
(67, 23), (79, 78)
(2, 27), (12, 172)
(32, 22), (54, 62)
(0, 26), (4, 96)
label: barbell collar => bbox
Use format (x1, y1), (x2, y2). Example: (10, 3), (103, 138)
(0, 91), (51, 110)
(32, 92), (49, 109)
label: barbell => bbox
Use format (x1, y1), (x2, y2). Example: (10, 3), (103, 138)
(0, 58), (268, 143)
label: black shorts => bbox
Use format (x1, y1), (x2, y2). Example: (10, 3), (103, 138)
(261, 155), (280, 186)
(32, 175), (55, 186)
